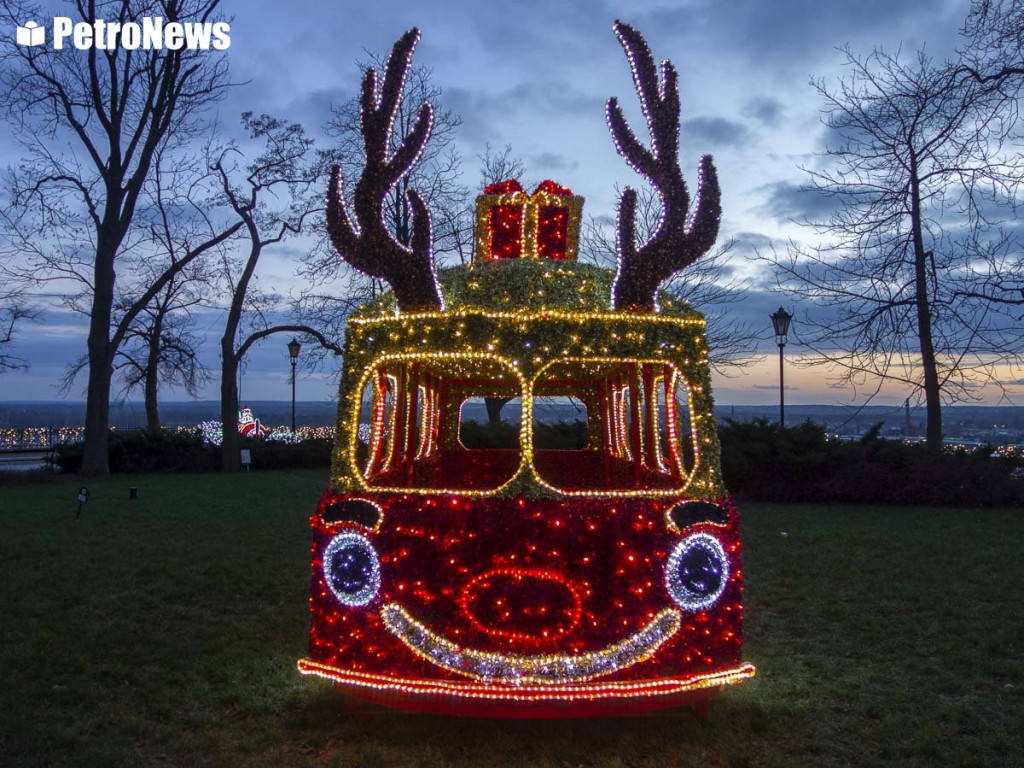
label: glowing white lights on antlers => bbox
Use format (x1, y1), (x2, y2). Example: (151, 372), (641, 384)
(325, 28), (444, 311)
(609, 21), (664, 167)
(605, 20), (722, 312)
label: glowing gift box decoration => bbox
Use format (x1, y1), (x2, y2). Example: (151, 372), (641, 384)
(474, 179), (584, 262)
(300, 22), (753, 718)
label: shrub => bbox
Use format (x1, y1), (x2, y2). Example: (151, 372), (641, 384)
(719, 418), (1024, 507)
(459, 420), (519, 448)
(534, 420), (589, 450)
(55, 430), (219, 473)
(244, 436), (332, 470)
(54, 430), (332, 474)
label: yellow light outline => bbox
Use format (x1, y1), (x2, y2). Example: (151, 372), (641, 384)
(349, 306), (706, 328)
(296, 658), (756, 702)
(528, 357), (701, 498)
(345, 351), (531, 497)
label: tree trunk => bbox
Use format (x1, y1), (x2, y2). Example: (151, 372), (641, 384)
(909, 157), (943, 451)
(144, 314), (163, 433)
(221, 335), (241, 472)
(82, 338), (112, 477)
(81, 245), (117, 477)
(219, 222), (262, 471)
(485, 396), (510, 426)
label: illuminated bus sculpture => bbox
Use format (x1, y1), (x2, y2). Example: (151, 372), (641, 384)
(297, 22), (755, 717)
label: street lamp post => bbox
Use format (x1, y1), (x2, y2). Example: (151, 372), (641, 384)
(770, 307), (793, 428)
(287, 337), (302, 434)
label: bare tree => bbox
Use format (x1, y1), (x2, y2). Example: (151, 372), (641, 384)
(115, 153), (224, 431)
(0, 0), (232, 475)
(765, 46), (1023, 449)
(73, 152), (226, 430)
(478, 142), (528, 189)
(214, 113), (341, 471)
(59, 264), (211, 428)
(955, 0), (1024, 311)
(582, 185), (758, 373)
(115, 267), (210, 431)
(0, 288), (39, 372)
(959, 0), (1024, 85)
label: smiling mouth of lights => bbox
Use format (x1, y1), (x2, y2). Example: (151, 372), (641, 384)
(380, 604), (682, 685)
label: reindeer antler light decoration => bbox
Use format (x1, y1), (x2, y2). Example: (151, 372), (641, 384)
(607, 21), (721, 312)
(326, 29), (443, 311)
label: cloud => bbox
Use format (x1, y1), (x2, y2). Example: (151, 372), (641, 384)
(731, 231), (776, 255)
(635, 0), (962, 70)
(466, 0), (613, 61)
(526, 152), (579, 173)
(681, 116), (750, 147)
(455, 82), (605, 118)
(743, 97), (784, 127)
(282, 87), (354, 136)
(754, 181), (837, 223)
(752, 384), (799, 391)
(445, 81), (606, 143)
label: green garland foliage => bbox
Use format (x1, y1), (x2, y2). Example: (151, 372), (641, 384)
(351, 260), (697, 318)
(333, 259), (723, 500)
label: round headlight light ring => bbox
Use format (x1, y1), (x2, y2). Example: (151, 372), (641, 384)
(666, 533), (729, 611)
(323, 531), (381, 607)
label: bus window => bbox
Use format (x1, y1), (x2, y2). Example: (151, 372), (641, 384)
(533, 396), (589, 449)
(356, 356), (523, 492)
(458, 396), (522, 449)
(357, 371), (394, 475)
(531, 360), (695, 493)
(670, 375), (698, 477)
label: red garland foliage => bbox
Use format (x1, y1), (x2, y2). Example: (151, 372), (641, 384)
(536, 205), (569, 260)
(483, 179), (525, 195)
(534, 179), (574, 197)
(307, 491), (744, 687)
(488, 204), (524, 260)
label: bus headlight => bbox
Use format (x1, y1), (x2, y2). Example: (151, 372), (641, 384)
(323, 532), (380, 607)
(666, 533), (728, 611)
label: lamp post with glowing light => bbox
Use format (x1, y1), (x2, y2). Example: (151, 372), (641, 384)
(288, 337), (302, 434)
(770, 307), (793, 428)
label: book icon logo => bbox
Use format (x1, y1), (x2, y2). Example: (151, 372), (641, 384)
(16, 20), (45, 46)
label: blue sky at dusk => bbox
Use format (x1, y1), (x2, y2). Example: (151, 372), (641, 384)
(4, 0), (1020, 407)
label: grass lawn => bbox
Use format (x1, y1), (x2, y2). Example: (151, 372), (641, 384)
(1, 470), (1021, 768)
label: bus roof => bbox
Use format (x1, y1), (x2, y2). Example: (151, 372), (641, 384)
(349, 260), (704, 321)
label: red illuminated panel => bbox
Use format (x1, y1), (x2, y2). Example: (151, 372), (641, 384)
(489, 204), (524, 259)
(304, 491), (747, 718)
(536, 205), (569, 260)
